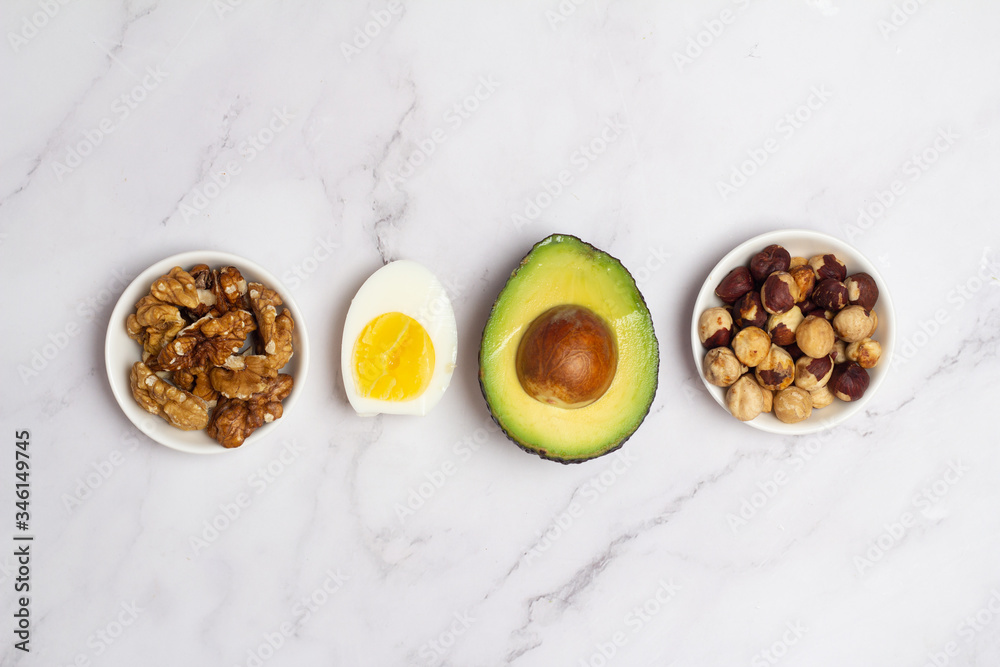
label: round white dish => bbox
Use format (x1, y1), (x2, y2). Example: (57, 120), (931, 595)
(105, 251), (309, 454)
(691, 229), (895, 435)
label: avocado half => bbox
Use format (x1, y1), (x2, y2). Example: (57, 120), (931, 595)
(478, 234), (659, 463)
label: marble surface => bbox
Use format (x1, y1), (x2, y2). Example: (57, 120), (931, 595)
(3, 2), (1000, 665)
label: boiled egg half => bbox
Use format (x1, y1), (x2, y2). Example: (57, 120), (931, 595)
(342, 260), (457, 416)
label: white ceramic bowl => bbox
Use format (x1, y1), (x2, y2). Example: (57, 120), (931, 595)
(691, 230), (894, 435)
(105, 251), (309, 454)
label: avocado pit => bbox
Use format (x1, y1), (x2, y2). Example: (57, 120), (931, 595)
(515, 304), (617, 409)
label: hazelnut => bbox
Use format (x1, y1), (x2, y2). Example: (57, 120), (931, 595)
(761, 272), (800, 315)
(846, 337), (882, 369)
(698, 307), (733, 349)
(844, 273), (879, 310)
(751, 375), (774, 413)
(793, 354), (834, 390)
(715, 266), (755, 304)
(808, 254), (847, 282)
(732, 326), (771, 367)
(833, 305), (876, 343)
(812, 279), (848, 311)
(809, 385), (834, 409)
(773, 387), (813, 424)
(750, 244), (791, 285)
(868, 309), (879, 336)
(828, 362), (870, 401)
(766, 306), (804, 346)
(830, 339), (847, 364)
(788, 256), (808, 270)
(755, 344), (794, 391)
(733, 291), (768, 329)
(703, 347), (746, 387)
(789, 265), (816, 303)
(795, 315), (835, 358)
(726, 374), (764, 421)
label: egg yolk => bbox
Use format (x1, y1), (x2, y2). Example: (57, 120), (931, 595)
(353, 312), (435, 402)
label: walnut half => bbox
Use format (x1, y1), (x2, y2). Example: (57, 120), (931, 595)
(207, 374), (293, 448)
(125, 295), (186, 359)
(129, 361), (209, 431)
(156, 309), (257, 371)
(149, 266), (200, 310)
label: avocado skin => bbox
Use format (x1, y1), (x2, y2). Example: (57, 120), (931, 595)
(477, 234), (659, 464)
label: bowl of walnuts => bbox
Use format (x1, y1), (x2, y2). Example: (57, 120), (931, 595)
(691, 230), (894, 435)
(105, 251), (309, 453)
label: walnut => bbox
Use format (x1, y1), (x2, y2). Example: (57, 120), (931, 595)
(207, 374), (293, 448)
(173, 367), (195, 391)
(129, 361), (209, 430)
(209, 354), (273, 399)
(261, 309), (294, 369)
(156, 310), (257, 371)
(189, 264), (212, 286)
(149, 266), (200, 310)
(125, 295), (186, 358)
(210, 310), (294, 398)
(184, 265), (249, 319)
(192, 371), (219, 407)
(185, 264), (220, 319)
(216, 266), (249, 313)
(173, 366), (219, 407)
(248, 281), (282, 345)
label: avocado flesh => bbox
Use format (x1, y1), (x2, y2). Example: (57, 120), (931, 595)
(479, 234), (659, 463)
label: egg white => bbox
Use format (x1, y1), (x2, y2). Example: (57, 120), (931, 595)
(341, 260), (458, 416)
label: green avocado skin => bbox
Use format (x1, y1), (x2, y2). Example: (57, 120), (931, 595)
(477, 234), (660, 464)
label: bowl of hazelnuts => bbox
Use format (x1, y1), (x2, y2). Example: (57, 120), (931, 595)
(691, 229), (895, 434)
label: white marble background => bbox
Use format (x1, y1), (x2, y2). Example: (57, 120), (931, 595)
(3, 1), (1000, 666)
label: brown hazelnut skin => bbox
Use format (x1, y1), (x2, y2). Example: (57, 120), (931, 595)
(732, 326), (771, 367)
(773, 386), (813, 424)
(788, 256), (808, 270)
(703, 347), (747, 387)
(809, 385), (834, 409)
(828, 362), (870, 401)
(794, 354), (834, 390)
(846, 337), (882, 369)
(812, 279), (849, 311)
(761, 272), (800, 315)
(833, 305), (876, 343)
(698, 307), (733, 349)
(830, 339), (847, 364)
(845, 273), (879, 310)
(726, 374), (764, 421)
(783, 341), (805, 361)
(715, 266), (755, 304)
(766, 306), (804, 346)
(795, 315), (836, 358)
(789, 265), (816, 303)
(755, 344), (794, 391)
(798, 300), (822, 317)
(808, 254), (847, 282)
(750, 244), (791, 285)
(733, 291), (768, 329)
